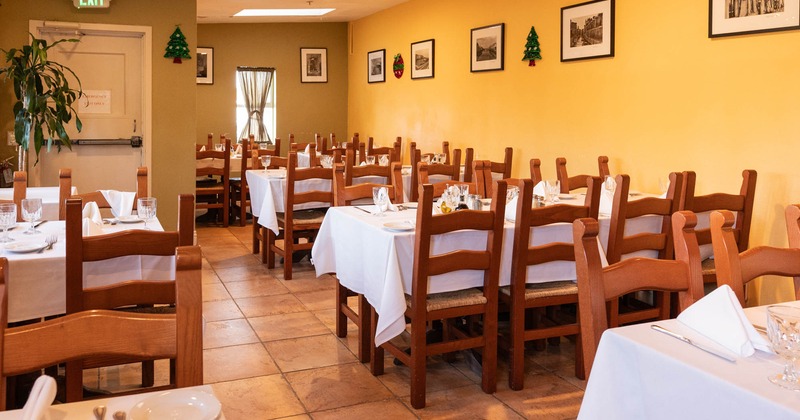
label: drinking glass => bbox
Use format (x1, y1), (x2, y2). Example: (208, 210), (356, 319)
(379, 154), (390, 167)
(545, 180), (560, 204)
(767, 305), (800, 390)
(214, 144), (224, 152)
(260, 155), (271, 172)
(604, 175), (616, 193)
(21, 198), (42, 235)
(366, 155), (376, 165)
(137, 197), (157, 230)
(506, 185), (520, 203)
(321, 155), (334, 168)
(421, 155), (431, 165)
(435, 153), (446, 164)
(258, 142), (271, 150)
(458, 184), (470, 203)
(372, 187), (389, 216)
(0, 203), (16, 243)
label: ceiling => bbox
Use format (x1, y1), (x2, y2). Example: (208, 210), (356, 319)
(197, 0), (408, 24)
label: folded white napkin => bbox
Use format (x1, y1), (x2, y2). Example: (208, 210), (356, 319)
(677, 284), (772, 357)
(21, 375), (56, 420)
(199, 145), (206, 152)
(100, 190), (136, 217)
(234, 144), (243, 156)
(82, 202), (104, 237)
(359, 161), (367, 167)
(598, 189), (614, 216)
(533, 181), (546, 198)
(505, 195), (518, 222)
(304, 144), (311, 154)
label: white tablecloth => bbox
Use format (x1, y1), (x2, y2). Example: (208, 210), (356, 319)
(0, 186), (77, 221)
(196, 155), (242, 178)
(578, 302), (800, 419)
(0, 385), (224, 419)
(4, 218), (171, 322)
(246, 169), (332, 235)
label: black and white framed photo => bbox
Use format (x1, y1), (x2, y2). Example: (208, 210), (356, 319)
(709, 0), (800, 38)
(410, 39), (435, 79)
(300, 48), (328, 83)
(196, 47), (214, 85)
(470, 23), (504, 72)
(561, 0), (615, 62)
(368, 49), (386, 83)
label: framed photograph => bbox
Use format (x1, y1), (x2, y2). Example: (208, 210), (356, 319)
(300, 48), (328, 83)
(368, 49), (386, 83)
(410, 39), (435, 79)
(196, 47), (214, 85)
(561, 0), (615, 62)
(709, 0), (800, 38)
(470, 23), (504, 72)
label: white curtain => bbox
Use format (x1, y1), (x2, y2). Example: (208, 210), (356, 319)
(237, 66), (274, 144)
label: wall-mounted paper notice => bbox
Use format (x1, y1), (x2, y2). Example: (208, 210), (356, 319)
(80, 90), (112, 114)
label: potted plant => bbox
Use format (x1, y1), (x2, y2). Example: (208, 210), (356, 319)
(0, 34), (83, 171)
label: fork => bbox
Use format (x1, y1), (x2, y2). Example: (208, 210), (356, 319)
(39, 234), (58, 253)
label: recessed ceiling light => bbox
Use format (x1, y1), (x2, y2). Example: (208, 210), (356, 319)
(234, 8), (335, 17)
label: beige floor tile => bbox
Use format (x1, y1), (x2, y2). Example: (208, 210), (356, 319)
(279, 274), (336, 293)
(409, 384), (524, 419)
(212, 375), (305, 420)
(204, 343), (279, 383)
(204, 319), (259, 349)
(203, 282), (232, 302)
(203, 299), (244, 322)
(202, 268), (222, 284)
(285, 363), (392, 412)
(311, 398), (416, 420)
(377, 356), (474, 398)
(225, 278), (290, 299)
(214, 264), (275, 283)
(265, 334), (356, 372)
(494, 373), (584, 419)
(236, 294), (306, 318)
(204, 245), (262, 268)
(294, 289), (335, 311)
(250, 311), (331, 342)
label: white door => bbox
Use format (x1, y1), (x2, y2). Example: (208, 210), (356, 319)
(28, 21), (150, 194)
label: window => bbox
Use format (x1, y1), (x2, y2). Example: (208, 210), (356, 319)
(235, 67), (276, 143)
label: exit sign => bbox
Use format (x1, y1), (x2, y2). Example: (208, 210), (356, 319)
(73, 0), (111, 8)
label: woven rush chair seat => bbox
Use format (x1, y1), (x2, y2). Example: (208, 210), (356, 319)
(275, 209), (327, 225)
(500, 280), (578, 300)
(405, 288), (488, 312)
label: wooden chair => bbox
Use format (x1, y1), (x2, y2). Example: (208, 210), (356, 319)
(605, 172), (683, 326)
(502, 176), (601, 390)
(196, 133), (214, 151)
(574, 212), (704, 377)
(371, 181), (508, 409)
(411, 147), (462, 201)
(417, 159), (475, 199)
(196, 138), (231, 227)
(290, 142), (320, 168)
(0, 246), (202, 409)
(367, 136), (402, 162)
(229, 136), (251, 226)
(556, 156), (610, 193)
(63, 194), (198, 401)
(344, 150), (404, 203)
(251, 155), (290, 256)
(265, 153), (333, 280)
(331, 162), (401, 363)
(711, 208), (800, 305)
(679, 170), (757, 286)
(59, 167), (148, 220)
(471, 160), (491, 198)
(530, 158), (543, 185)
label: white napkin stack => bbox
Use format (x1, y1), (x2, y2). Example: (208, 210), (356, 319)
(100, 190), (136, 217)
(533, 181), (546, 198)
(21, 375), (56, 420)
(82, 202), (104, 236)
(677, 284), (772, 357)
(505, 195), (518, 222)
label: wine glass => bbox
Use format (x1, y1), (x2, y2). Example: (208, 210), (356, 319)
(458, 184), (470, 203)
(506, 185), (520, 203)
(214, 143), (224, 152)
(421, 155), (431, 165)
(0, 203), (16, 243)
(372, 187), (389, 216)
(260, 155), (271, 173)
(379, 154), (389, 167)
(435, 153), (446, 164)
(21, 198), (42, 235)
(544, 180), (560, 204)
(767, 305), (800, 390)
(137, 197), (157, 230)
(321, 155), (334, 168)
(366, 155), (376, 165)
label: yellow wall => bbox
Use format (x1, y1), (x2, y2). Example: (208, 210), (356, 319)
(197, 23), (349, 155)
(0, 0), (197, 229)
(350, 0), (800, 303)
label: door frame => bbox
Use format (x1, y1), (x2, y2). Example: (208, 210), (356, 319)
(27, 20), (152, 193)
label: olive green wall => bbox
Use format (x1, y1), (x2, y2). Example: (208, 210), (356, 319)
(197, 23), (349, 154)
(0, 0), (197, 229)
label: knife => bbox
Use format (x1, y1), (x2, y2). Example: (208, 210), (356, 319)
(354, 206), (372, 215)
(651, 324), (737, 363)
(33, 220), (47, 228)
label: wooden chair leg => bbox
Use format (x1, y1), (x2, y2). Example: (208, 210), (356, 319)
(265, 228), (275, 267)
(65, 362), (83, 402)
(283, 234), (293, 280)
(409, 315), (428, 409)
(482, 314), (498, 395)
(141, 360), (154, 387)
(252, 216), (260, 254)
(575, 333), (585, 380)
(509, 305), (525, 391)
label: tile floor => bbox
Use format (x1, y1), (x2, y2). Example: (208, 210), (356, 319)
(87, 224), (586, 419)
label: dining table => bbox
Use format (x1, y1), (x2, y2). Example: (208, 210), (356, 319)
(3, 217), (170, 323)
(0, 186), (77, 222)
(311, 190), (715, 346)
(0, 385), (225, 419)
(196, 154), (243, 178)
(578, 301), (800, 419)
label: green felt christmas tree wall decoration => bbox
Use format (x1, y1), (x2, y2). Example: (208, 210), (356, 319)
(522, 26), (542, 67)
(164, 26), (191, 63)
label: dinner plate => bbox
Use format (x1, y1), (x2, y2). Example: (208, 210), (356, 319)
(118, 216), (143, 224)
(5, 241), (48, 253)
(558, 193), (578, 200)
(383, 222), (414, 232)
(130, 388), (222, 420)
